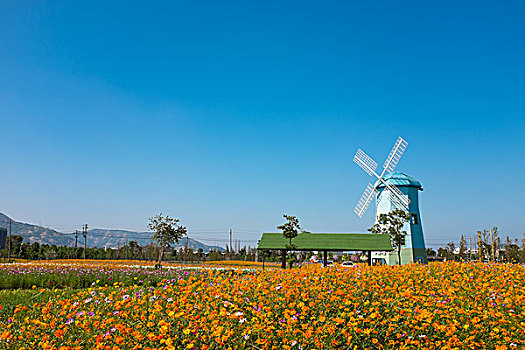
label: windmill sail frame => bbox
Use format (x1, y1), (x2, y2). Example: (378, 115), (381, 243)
(353, 137), (410, 217)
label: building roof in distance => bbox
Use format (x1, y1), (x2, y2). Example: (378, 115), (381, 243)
(257, 232), (393, 251)
(376, 171), (423, 190)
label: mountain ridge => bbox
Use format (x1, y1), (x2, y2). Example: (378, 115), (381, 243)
(0, 213), (224, 253)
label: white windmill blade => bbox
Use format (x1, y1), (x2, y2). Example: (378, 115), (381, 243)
(353, 149), (379, 177)
(379, 178), (410, 210)
(354, 183), (376, 218)
(384, 188), (409, 211)
(382, 137), (408, 175)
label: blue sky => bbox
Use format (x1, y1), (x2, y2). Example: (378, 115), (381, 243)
(1, 1), (524, 248)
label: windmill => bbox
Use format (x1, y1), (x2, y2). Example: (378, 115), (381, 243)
(353, 137), (409, 218)
(352, 136), (428, 265)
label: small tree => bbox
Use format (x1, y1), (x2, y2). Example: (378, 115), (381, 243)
(368, 209), (410, 265)
(491, 226), (499, 261)
(504, 236), (520, 263)
(446, 241), (456, 261)
(148, 213), (187, 269)
(459, 235), (467, 261)
(519, 234), (525, 263)
(479, 229), (491, 260)
(277, 214), (308, 268)
(277, 214), (307, 248)
(426, 247), (436, 257)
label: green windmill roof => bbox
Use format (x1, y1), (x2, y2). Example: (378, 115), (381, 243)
(376, 172), (423, 190)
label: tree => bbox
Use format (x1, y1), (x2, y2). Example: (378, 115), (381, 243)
(436, 242), (455, 261)
(491, 226), (500, 261)
(368, 209), (410, 265)
(277, 214), (308, 249)
(459, 235), (467, 261)
(277, 214), (308, 268)
(426, 247), (436, 257)
(519, 233), (525, 263)
(504, 236), (520, 263)
(8, 235), (23, 259)
(197, 248), (204, 261)
(437, 247), (447, 259)
(128, 240), (140, 258)
(148, 213), (187, 269)
(446, 241), (456, 261)
(479, 229), (491, 260)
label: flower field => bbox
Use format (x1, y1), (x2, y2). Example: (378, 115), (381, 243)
(1, 261), (524, 349)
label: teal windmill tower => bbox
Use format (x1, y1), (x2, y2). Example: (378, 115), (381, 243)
(353, 137), (427, 265)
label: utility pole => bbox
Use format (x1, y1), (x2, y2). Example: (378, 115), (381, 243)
(74, 230), (78, 249)
(7, 219), (12, 263)
(83, 224), (88, 260)
(477, 231), (482, 262)
(490, 228), (495, 262)
(229, 229), (232, 255)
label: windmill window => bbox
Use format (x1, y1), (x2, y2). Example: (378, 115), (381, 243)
(411, 214), (418, 225)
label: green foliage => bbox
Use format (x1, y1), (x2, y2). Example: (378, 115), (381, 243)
(458, 235), (467, 260)
(148, 213), (187, 267)
(0, 289), (54, 321)
(504, 236), (520, 263)
(438, 241), (456, 261)
(277, 214), (309, 249)
(276, 214), (309, 269)
(0, 267), (186, 291)
(426, 247), (436, 257)
(149, 213), (187, 248)
(0, 240), (260, 263)
(368, 209), (410, 265)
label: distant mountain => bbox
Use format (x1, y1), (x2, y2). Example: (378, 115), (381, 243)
(0, 213), (73, 246)
(88, 228), (224, 252)
(0, 213), (224, 253)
